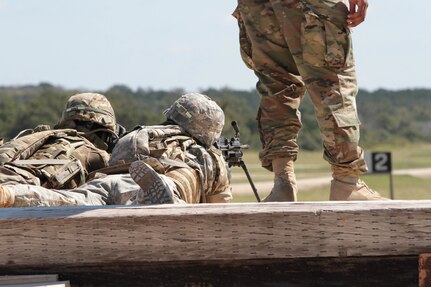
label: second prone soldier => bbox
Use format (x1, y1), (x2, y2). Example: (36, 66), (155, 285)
(0, 93), (231, 207)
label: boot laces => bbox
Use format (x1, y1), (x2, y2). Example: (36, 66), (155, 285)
(357, 179), (377, 194)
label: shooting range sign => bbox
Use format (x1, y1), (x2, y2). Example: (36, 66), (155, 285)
(365, 152), (392, 173)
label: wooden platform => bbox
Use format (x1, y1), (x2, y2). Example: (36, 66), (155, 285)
(0, 274), (69, 287)
(1, 200), (431, 286)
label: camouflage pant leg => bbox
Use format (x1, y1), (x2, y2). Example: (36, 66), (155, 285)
(292, 0), (367, 175)
(235, 0), (367, 175)
(166, 167), (200, 204)
(234, 1), (306, 171)
(6, 174), (139, 207)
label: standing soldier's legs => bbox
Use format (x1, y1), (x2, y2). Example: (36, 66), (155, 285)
(272, 0), (387, 200)
(237, 0), (388, 201)
(235, 0), (307, 201)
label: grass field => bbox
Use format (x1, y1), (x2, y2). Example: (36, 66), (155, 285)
(231, 143), (431, 202)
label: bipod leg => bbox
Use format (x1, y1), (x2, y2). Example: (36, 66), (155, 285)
(239, 160), (261, 202)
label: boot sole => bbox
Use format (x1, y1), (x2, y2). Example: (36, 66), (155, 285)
(129, 161), (174, 204)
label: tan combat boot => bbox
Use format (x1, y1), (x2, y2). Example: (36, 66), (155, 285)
(262, 158), (297, 202)
(0, 185), (15, 208)
(129, 160), (184, 204)
(330, 176), (389, 201)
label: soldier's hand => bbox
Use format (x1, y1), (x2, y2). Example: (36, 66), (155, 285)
(347, 0), (368, 28)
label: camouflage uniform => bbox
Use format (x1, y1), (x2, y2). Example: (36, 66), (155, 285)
(1, 93), (232, 207)
(234, 0), (367, 177)
(0, 93), (118, 206)
(110, 124), (231, 204)
(4, 174), (136, 207)
(111, 93), (231, 205)
(0, 129), (109, 189)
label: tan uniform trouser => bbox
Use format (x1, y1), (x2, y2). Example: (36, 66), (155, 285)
(166, 167), (201, 204)
(235, 0), (368, 176)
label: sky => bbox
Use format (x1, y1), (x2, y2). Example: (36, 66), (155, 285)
(0, 0), (430, 92)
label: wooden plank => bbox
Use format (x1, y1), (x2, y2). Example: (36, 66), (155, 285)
(0, 275), (68, 287)
(420, 253), (431, 287)
(0, 257), (420, 287)
(0, 282), (70, 287)
(0, 275), (58, 285)
(1, 201), (431, 267)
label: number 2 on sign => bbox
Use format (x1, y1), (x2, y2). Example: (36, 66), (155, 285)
(374, 153), (389, 172)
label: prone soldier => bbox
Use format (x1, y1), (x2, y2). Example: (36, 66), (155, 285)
(0, 93), (232, 207)
(0, 93), (118, 207)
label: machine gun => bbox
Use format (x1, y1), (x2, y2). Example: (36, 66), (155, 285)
(216, 121), (261, 202)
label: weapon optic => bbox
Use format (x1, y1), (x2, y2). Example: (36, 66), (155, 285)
(216, 121), (261, 202)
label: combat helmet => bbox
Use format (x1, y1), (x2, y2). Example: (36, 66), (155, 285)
(56, 92), (116, 133)
(164, 93), (225, 147)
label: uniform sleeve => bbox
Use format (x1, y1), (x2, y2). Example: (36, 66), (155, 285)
(83, 147), (110, 173)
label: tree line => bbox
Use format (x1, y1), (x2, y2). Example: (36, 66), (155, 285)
(1, 83), (431, 150)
